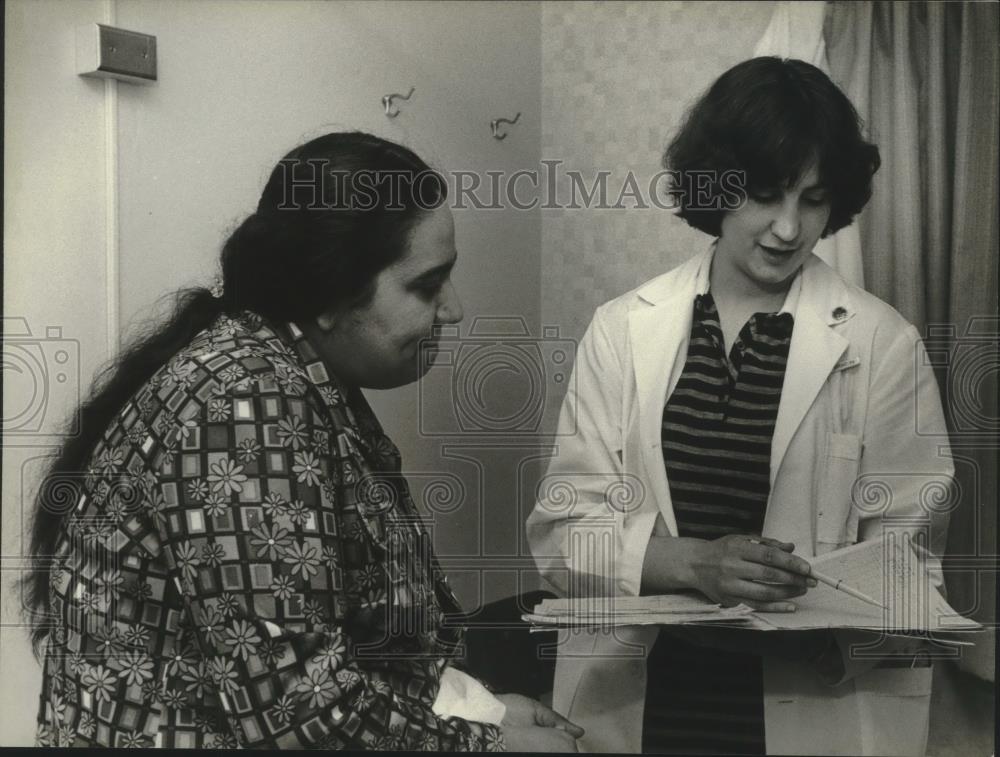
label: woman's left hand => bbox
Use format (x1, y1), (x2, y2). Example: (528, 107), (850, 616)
(496, 693), (585, 737)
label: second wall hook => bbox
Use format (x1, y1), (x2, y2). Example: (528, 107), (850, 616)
(383, 86), (415, 118)
(490, 112), (521, 140)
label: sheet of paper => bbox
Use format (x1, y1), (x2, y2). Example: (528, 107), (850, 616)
(522, 610), (754, 627)
(524, 592), (755, 627)
(753, 536), (981, 631)
(532, 592), (720, 616)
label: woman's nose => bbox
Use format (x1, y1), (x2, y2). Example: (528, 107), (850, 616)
(437, 280), (464, 324)
(771, 200), (801, 244)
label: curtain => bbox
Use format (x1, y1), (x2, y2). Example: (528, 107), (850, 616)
(753, 0), (866, 288)
(825, 1), (998, 682)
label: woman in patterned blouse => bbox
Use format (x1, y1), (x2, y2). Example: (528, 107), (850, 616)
(23, 132), (581, 751)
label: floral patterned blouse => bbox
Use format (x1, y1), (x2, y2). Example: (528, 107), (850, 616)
(34, 310), (505, 750)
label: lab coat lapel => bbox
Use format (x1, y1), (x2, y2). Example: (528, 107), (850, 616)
(627, 253), (705, 537)
(770, 260), (850, 487)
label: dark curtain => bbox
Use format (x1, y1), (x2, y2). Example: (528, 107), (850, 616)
(825, 1), (998, 682)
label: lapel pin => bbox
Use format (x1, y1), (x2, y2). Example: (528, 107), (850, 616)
(832, 306), (847, 320)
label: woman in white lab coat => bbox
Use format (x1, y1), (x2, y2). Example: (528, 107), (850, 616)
(527, 57), (953, 755)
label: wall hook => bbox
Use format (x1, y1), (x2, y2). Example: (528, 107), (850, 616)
(490, 112), (521, 140)
(382, 87), (415, 118)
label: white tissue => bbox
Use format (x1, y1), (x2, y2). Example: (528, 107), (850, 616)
(431, 667), (507, 726)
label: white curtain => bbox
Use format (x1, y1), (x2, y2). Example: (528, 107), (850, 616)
(752, 0), (866, 289)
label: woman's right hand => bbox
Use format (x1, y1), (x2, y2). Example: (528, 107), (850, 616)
(688, 534), (817, 611)
(501, 724), (579, 753)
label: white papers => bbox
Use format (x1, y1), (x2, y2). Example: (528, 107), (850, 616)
(523, 592), (755, 628)
(753, 536), (982, 632)
(526, 536), (982, 634)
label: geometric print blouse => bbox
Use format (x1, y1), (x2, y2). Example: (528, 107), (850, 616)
(34, 310), (505, 750)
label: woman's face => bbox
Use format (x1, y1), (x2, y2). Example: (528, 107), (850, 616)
(714, 162), (831, 294)
(311, 204), (464, 389)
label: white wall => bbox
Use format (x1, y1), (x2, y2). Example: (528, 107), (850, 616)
(3, 0), (116, 746)
(111, 0), (544, 606)
(540, 0), (776, 343)
(3, 0), (541, 745)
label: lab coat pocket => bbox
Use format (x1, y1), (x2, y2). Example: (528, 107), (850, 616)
(816, 432), (863, 551)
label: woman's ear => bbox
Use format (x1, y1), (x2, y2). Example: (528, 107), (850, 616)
(315, 309), (338, 332)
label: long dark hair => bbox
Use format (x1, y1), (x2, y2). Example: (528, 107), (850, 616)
(22, 131), (447, 654)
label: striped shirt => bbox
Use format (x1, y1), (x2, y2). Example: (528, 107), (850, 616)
(643, 291), (794, 755)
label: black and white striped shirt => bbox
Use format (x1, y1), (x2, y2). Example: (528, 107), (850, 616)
(643, 291), (794, 755)
(662, 292), (794, 539)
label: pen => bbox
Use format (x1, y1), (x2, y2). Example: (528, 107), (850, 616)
(808, 568), (886, 610)
(747, 537), (886, 610)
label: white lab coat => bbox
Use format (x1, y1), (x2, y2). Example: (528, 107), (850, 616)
(527, 246), (953, 754)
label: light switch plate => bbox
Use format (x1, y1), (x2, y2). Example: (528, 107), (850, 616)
(77, 24), (157, 84)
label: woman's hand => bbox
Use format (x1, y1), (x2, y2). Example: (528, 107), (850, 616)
(501, 724), (580, 752)
(497, 693), (584, 734)
(497, 693), (583, 752)
(687, 535), (817, 611)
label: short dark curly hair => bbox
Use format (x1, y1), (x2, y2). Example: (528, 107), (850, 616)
(663, 57), (880, 238)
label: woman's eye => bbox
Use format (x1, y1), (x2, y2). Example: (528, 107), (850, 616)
(750, 191), (779, 204)
(804, 194), (829, 207)
(415, 281), (442, 299)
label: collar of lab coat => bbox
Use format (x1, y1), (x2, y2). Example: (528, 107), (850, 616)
(628, 242), (856, 535)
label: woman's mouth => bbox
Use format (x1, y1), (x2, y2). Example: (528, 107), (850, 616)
(758, 243), (798, 261)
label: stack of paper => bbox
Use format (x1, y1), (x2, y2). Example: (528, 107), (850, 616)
(525, 536), (983, 634)
(523, 592), (755, 628)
